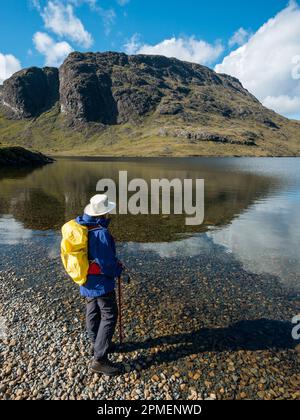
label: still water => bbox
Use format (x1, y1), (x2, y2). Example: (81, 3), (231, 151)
(0, 157), (299, 290)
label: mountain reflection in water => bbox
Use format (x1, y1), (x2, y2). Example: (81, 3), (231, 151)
(0, 157), (299, 289)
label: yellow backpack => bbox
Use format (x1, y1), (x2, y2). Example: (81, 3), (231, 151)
(61, 220), (89, 286)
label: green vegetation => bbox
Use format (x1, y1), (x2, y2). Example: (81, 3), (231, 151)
(1, 104), (300, 157)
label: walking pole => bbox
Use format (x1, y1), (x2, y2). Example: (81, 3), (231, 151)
(118, 277), (124, 344)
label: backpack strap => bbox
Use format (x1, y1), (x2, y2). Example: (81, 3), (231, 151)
(86, 225), (103, 276)
(87, 225), (103, 232)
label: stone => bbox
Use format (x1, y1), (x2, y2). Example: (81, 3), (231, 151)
(2, 67), (59, 118)
(193, 373), (201, 381)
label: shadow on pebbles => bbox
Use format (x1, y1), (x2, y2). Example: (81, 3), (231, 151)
(0, 240), (300, 400)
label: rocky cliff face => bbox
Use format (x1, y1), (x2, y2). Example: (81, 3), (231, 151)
(1, 51), (299, 157)
(2, 67), (59, 119)
(1, 51), (272, 125)
(58, 52), (266, 125)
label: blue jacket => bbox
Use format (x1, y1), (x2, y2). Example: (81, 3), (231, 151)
(76, 214), (123, 298)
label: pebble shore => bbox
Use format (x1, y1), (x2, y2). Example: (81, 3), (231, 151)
(0, 236), (300, 400)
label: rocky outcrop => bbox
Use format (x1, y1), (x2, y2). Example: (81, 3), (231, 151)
(0, 147), (54, 166)
(2, 67), (59, 119)
(0, 51), (287, 131)
(59, 52), (262, 125)
(59, 52), (164, 124)
(158, 128), (257, 146)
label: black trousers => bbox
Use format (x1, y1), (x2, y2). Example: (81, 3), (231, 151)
(86, 291), (118, 361)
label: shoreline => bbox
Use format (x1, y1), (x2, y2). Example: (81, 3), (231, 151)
(48, 154), (300, 160)
(0, 238), (299, 400)
(50, 155), (300, 160)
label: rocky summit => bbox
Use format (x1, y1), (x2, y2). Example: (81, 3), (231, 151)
(0, 51), (300, 156)
(1, 52), (272, 124)
(2, 67), (59, 119)
(58, 52), (260, 125)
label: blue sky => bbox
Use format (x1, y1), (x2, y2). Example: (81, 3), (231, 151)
(0, 0), (290, 67)
(0, 0), (300, 119)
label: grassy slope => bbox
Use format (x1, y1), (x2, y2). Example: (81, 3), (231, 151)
(0, 104), (300, 157)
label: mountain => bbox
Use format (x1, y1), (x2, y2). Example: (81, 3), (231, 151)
(0, 51), (299, 156)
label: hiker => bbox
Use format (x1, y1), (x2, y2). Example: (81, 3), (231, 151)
(61, 194), (124, 376)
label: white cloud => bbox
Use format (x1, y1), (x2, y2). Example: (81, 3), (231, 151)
(33, 1), (115, 40)
(0, 53), (21, 84)
(124, 33), (141, 55)
(69, 0), (97, 7)
(100, 8), (116, 36)
(30, 0), (42, 11)
(41, 1), (93, 48)
(32, 0), (97, 10)
(33, 32), (73, 67)
(229, 27), (250, 47)
(215, 1), (300, 118)
(124, 35), (224, 66)
(263, 95), (300, 115)
(68, 0), (116, 34)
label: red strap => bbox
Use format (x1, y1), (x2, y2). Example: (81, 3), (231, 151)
(87, 226), (103, 275)
(88, 262), (102, 275)
(87, 225), (103, 231)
